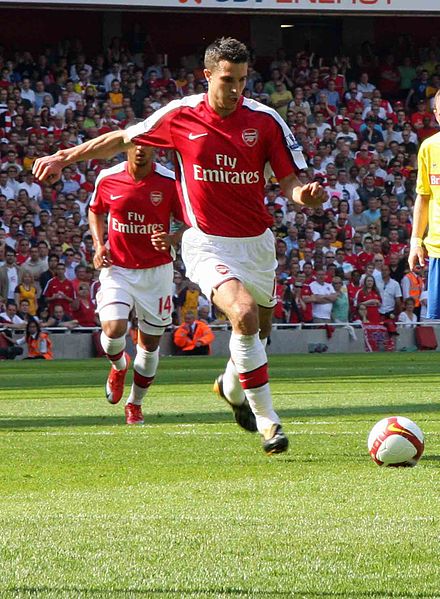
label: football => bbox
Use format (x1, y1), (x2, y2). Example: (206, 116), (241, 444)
(368, 416), (425, 467)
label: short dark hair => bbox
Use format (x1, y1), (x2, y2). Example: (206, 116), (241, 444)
(204, 37), (249, 70)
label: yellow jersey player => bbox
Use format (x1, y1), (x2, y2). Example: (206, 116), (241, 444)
(409, 89), (440, 318)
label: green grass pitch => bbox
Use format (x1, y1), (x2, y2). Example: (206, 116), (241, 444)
(0, 353), (439, 598)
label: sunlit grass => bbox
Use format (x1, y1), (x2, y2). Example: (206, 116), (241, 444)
(0, 353), (439, 597)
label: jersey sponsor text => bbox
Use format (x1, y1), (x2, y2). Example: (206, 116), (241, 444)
(193, 153), (259, 185)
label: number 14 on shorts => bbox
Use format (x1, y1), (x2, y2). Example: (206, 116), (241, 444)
(158, 295), (172, 316)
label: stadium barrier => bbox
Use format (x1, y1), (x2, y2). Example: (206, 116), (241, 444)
(2, 322), (440, 359)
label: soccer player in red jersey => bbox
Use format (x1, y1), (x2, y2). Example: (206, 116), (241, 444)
(88, 143), (184, 425)
(33, 38), (326, 454)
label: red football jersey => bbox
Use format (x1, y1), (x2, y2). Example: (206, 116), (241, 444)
(43, 277), (75, 316)
(89, 162), (182, 269)
(126, 94), (307, 237)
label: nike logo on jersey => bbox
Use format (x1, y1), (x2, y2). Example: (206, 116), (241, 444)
(110, 194), (123, 200)
(188, 132), (208, 140)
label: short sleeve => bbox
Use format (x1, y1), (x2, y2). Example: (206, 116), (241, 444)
(416, 141), (431, 196)
(265, 113), (308, 181)
(126, 101), (180, 150)
(88, 172), (108, 215)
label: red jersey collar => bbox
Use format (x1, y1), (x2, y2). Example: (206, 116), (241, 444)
(203, 93), (244, 121)
(124, 160), (156, 182)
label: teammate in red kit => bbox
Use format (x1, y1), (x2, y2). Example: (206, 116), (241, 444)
(88, 143), (184, 425)
(33, 38), (326, 454)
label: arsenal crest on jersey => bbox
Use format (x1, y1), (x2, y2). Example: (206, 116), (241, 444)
(242, 128), (258, 147)
(215, 264), (230, 275)
(150, 191), (163, 206)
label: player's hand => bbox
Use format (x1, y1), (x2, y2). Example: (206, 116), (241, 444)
(32, 152), (64, 183)
(295, 182), (327, 208)
(93, 245), (112, 269)
(408, 247), (425, 271)
(151, 231), (173, 253)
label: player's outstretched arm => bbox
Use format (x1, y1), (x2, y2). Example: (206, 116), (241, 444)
(408, 193), (429, 271)
(280, 173), (327, 209)
(33, 130), (133, 183)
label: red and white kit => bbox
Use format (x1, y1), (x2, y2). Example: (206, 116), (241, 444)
(89, 161), (182, 333)
(126, 94), (306, 304)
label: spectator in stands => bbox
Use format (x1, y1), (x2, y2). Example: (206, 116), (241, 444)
(397, 297), (417, 328)
(0, 248), (22, 302)
(36, 304), (51, 327)
(173, 310), (215, 356)
(17, 318), (53, 359)
(43, 262), (75, 316)
(45, 304), (78, 329)
(377, 264), (402, 319)
(175, 280), (200, 323)
(14, 270), (38, 316)
(17, 298), (36, 324)
(71, 283), (99, 327)
(401, 266), (424, 320)
(62, 248), (79, 280)
(39, 254), (59, 294)
(270, 81), (292, 120)
(354, 275), (382, 324)
(24, 245), (47, 282)
(309, 269), (337, 323)
(362, 197), (382, 225)
(0, 299), (26, 329)
(331, 276), (350, 322)
(348, 199), (369, 234)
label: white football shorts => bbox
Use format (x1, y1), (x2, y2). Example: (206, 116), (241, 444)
(97, 262), (174, 335)
(181, 227), (277, 308)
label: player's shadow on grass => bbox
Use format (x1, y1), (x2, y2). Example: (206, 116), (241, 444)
(0, 402), (438, 431)
(278, 402), (440, 419)
(422, 454), (440, 461)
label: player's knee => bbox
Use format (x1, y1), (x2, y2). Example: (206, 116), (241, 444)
(102, 320), (127, 339)
(229, 302), (258, 335)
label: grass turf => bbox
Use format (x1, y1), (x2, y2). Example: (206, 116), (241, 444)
(0, 353), (439, 598)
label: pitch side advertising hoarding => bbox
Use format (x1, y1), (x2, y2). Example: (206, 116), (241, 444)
(10, 0), (440, 12)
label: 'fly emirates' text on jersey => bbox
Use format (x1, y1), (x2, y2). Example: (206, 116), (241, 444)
(417, 131), (440, 258)
(126, 94), (307, 238)
(89, 162), (182, 269)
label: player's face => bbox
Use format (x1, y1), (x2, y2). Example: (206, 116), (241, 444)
(128, 145), (154, 167)
(205, 60), (247, 117)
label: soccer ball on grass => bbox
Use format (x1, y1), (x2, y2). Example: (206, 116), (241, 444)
(368, 416), (424, 467)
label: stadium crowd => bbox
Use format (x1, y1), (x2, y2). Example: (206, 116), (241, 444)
(0, 34), (439, 342)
